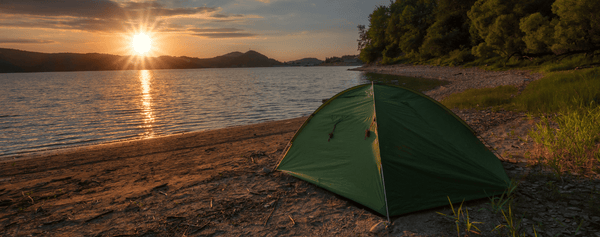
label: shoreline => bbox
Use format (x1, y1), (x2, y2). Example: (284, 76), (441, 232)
(2, 65), (598, 236)
(350, 64), (543, 100)
(0, 117), (298, 164)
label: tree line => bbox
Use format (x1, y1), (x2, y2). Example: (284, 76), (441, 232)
(358, 0), (600, 64)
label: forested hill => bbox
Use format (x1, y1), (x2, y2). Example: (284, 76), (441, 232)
(358, 0), (599, 64)
(0, 48), (283, 73)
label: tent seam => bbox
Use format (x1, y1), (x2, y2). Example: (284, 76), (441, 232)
(372, 83), (391, 223)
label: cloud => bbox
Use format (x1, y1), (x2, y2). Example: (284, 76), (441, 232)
(188, 28), (257, 38)
(192, 32), (257, 38)
(0, 0), (218, 33)
(0, 16), (129, 33)
(0, 38), (55, 44)
(189, 28), (243, 33)
(0, 0), (216, 19)
(211, 13), (244, 19)
(0, 0), (127, 19)
(255, 0), (271, 3)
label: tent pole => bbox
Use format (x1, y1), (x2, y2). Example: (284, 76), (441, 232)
(371, 82), (391, 223)
(380, 163), (391, 223)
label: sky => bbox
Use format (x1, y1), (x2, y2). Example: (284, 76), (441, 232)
(0, 0), (390, 62)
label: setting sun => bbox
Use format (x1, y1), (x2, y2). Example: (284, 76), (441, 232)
(132, 33), (152, 54)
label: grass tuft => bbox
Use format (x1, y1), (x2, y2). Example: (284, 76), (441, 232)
(488, 180), (519, 213)
(527, 104), (600, 176)
(436, 197), (482, 237)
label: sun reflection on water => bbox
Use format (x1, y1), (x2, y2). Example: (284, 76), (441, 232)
(139, 70), (155, 138)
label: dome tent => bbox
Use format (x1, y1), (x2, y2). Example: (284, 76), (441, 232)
(276, 83), (510, 219)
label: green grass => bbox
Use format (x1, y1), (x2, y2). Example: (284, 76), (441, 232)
(528, 104), (600, 175)
(441, 67), (600, 113)
(441, 85), (518, 110)
(514, 68), (600, 113)
(438, 65), (600, 177)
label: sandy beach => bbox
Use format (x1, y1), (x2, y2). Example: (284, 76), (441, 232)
(2, 65), (599, 236)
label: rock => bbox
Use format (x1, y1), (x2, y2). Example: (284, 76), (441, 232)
(564, 212), (577, 218)
(582, 214), (590, 221)
(258, 167), (271, 175)
(567, 206), (582, 212)
(569, 200), (581, 206)
(369, 221), (388, 233)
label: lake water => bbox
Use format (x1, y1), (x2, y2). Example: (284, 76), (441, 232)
(0, 66), (442, 158)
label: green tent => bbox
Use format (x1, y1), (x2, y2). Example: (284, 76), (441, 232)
(276, 83), (509, 219)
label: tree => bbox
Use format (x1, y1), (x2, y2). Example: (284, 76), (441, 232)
(551, 0), (600, 54)
(360, 5), (390, 63)
(468, 0), (553, 58)
(420, 0), (477, 58)
(385, 0), (436, 58)
(357, 24), (369, 52)
(520, 13), (556, 54)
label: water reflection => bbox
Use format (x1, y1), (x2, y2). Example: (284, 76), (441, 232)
(139, 70), (155, 138)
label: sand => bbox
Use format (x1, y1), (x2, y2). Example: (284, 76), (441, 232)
(2, 65), (598, 236)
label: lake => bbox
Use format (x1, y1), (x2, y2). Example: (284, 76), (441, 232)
(0, 66), (443, 158)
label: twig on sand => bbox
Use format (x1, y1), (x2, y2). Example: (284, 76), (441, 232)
(288, 215), (295, 226)
(85, 210), (114, 223)
(182, 222), (209, 235)
(263, 197), (280, 226)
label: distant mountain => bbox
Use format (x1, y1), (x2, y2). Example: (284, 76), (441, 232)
(285, 57), (324, 66)
(220, 51), (244, 58)
(0, 48), (283, 73)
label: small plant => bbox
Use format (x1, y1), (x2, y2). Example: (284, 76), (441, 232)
(492, 204), (534, 237)
(436, 197), (482, 236)
(488, 180), (519, 213)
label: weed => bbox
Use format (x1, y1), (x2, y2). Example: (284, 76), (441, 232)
(488, 180), (519, 213)
(492, 204), (533, 237)
(436, 197), (482, 237)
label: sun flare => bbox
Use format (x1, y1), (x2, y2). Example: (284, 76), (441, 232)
(132, 33), (152, 55)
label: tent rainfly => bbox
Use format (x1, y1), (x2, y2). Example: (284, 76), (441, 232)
(276, 83), (510, 220)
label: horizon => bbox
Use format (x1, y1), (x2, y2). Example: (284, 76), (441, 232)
(0, 47), (352, 64)
(0, 0), (389, 62)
